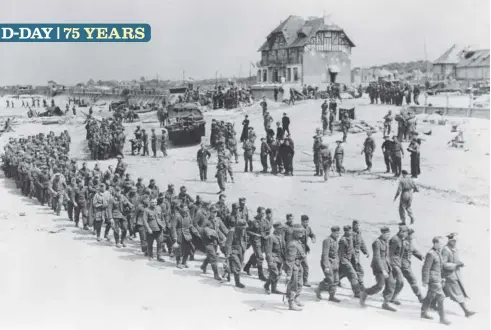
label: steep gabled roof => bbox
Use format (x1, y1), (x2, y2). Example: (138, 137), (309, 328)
(434, 44), (464, 64)
(456, 49), (490, 68)
(258, 15), (355, 51)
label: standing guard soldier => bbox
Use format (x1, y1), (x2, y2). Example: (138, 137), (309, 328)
(383, 110), (393, 136)
(388, 225), (409, 305)
(216, 160), (227, 194)
(197, 144), (211, 181)
(315, 225), (341, 302)
(300, 215), (315, 287)
(391, 136), (404, 177)
(150, 128), (157, 157)
(313, 136), (323, 176)
(408, 136), (421, 178)
(260, 137), (270, 173)
(319, 142), (332, 182)
(340, 112), (351, 142)
(285, 224), (307, 311)
(242, 139), (255, 172)
(224, 219), (248, 288)
(381, 136), (393, 173)
(334, 140), (344, 176)
(263, 221), (286, 295)
(160, 129), (168, 156)
(361, 131), (375, 172)
(360, 226), (397, 312)
(420, 236), (451, 325)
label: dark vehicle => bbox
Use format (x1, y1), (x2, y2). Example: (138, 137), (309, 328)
(165, 103), (206, 144)
(427, 82), (462, 95)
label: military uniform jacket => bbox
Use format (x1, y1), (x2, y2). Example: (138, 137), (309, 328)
(363, 137), (376, 154)
(171, 213), (195, 244)
(371, 237), (391, 273)
(142, 207), (164, 232)
(422, 248), (443, 285)
(108, 194), (132, 220)
(249, 215), (271, 240)
(284, 240), (306, 276)
(264, 233), (286, 265)
(320, 148), (332, 165)
(260, 141), (271, 156)
(441, 245), (467, 297)
(283, 223), (294, 245)
(147, 185), (160, 200)
(334, 145), (344, 159)
(321, 235), (339, 270)
(242, 141), (255, 156)
(92, 192), (107, 221)
(197, 149), (211, 165)
(204, 216), (228, 245)
(352, 230), (368, 260)
(224, 224), (248, 256)
(389, 235), (405, 268)
(300, 225), (315, 253)
(401, 240), (423, 268)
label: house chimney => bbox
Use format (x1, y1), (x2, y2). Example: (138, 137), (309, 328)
(323, 12), (332, 25)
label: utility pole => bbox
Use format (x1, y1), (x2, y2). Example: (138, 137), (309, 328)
(424, 37), (429, 85)
(182, 70), (185, 84)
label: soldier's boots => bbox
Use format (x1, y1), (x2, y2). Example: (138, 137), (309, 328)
(264, 281), (271, 294)
(315, 286), (323, 300)
(438, 300), (451, 325)
(417, 294), (424, 303)
(294, 298), (304, 307)
(234, 274), (245, 289)
(420, 311), (433, 320)
(288, 301), (302, 311)
(271, 282), (283, 295)
(391, 299), (401, 306)
(328, 293), (341, 303)
(200, 264), (207, 274)
(243, 262), (252, 276)
(212, 265), (222, 281)
(359, 291), (368, 307)
(460, 303), (476, 318)
(382, 302), (397, 312)
(257, 266), (267, 282)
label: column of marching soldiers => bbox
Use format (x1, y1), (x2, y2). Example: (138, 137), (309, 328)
(1, 125), (475, 327)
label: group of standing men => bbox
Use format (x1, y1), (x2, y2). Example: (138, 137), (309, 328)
(129, 125), (169, 158)
(367, 83), (422, 106)
(85, 116), (126, 160)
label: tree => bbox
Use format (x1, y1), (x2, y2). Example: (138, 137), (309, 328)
(140, 76), (146, 82)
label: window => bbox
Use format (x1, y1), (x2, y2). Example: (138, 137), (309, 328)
(263, 69), (267, 82)
(287, 68), (292, 81)
(293, 68), (299, 82)
(257, 70), (261, 83)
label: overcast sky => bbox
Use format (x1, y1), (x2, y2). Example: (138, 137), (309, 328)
(0, 0), (489, 85)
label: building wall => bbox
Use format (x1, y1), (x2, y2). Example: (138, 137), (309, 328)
(433, 63), (456, 80)
(302, 50), (351, 86)
(456, 66), (490, 80)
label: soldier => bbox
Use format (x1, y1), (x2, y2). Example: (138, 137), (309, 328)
(164, 184), (175, 205)
(334, 140), (344, 176)
(141, 129), (149, 156)
(260, 96), (267, 115)
(282, 113), (290, 135)
(393, 170), (419, 225)
(92, 183), (108, 241)
(283, 213), (295, 245)
(285, 224), (307, 311)
(171, 203), (197, 268)
(381, 136), (393, 173)
(259, 137), (270, 173)
(420, 236), (451, 325)
(279, 138), (294, 176)
(337, 225), (362, 297)
(263, 221), (286, 294)
(196, 144), (211, 181)
(200, 206), (228, 280)
(147, 179), (160, 200)
(226, 131), (239, 164)
(66, 177), (77, 222)
(383, 110), (393, 136)
(244, 207), (269, 281)
(108, 186), (133, 248)
(319, 141), (332, 182)
(300, 215), (315, 287)
(224, 218), (248, 288)
(142, 198), (165, 261)
(360, 226), (396, 311)
(441, 233), (475, 317)
(346, 220), (370, 290)
(340, 112), (350, 142)
(391, 136), (404, 177)
(313, 136), (323, 176)
(315, 225), (341, 302)
(401, 228), (424, 302)
(388, 225), (409, 305)
(361, 131), (375, 172)
(114, 155), (128, 177)
(215, 161), (227, 194)
(50, 170), (66, 216)
(408, 136), (421, 178)
(150, 128), (157, 157)
(160, 129), (168, 156)
(242, 139), (255, 172)
(328, 108), (335, 134)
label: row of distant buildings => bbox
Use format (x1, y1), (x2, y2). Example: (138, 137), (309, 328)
(253, 15), (489, 87)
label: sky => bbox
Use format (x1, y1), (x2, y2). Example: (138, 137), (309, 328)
(0, 0), (489, 85)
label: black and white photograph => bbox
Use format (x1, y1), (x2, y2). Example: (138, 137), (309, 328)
(0, 1), (489, 329)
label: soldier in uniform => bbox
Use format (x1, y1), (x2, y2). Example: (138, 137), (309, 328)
(259, 137), (270, 173)
(285, 224), (307, 311)
(319, 142), (332, 181)
(263, 221), (286, 294)
(441, 233), (475, 317)
(92, 183), (109, 241)
(300, 215), (315, 287)
(388, 225), (409, 305)
(391, 136), (404, 177)
(108, 186), (133, 248)
(393, 170), (419, 225)
(150, 128), (158, 157)
(142, 198), (165, 261)
(338, 225), (362, 297)
(196, 144), (211, 181)
(420, 236), (451, 325)
(315, 225), (341, 302)
(381, 136), (394, 173)
(401, 228), (424, 302)
(160, 129), (168, 156)
(50, 170), (66, 216)
(223, 218), (248, 288)
(141, 129), (149, 156)
(313, 136), (323, 176)
(244, 207), (269, 281)
(215, 160), (227, 194)
(340, 112), (351, 143)
(334, 140), (344, 176)
(383, 110), (393, 136)
(171, 204), (197, 268)
(408, 136), (421, 178)
(114, 155), (128, 177)
(360, 226), (397, 312)
(242, 139), (255, 172)
(361, 131), (375, 172)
